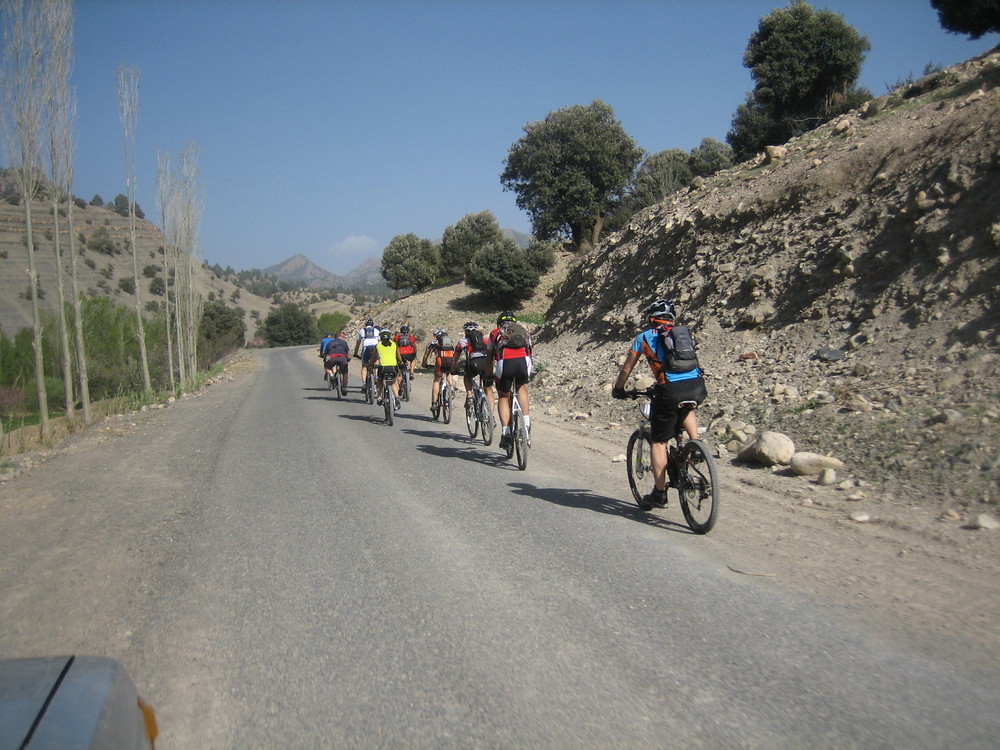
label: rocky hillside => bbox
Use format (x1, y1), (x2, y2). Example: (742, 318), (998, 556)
(353, 48), (1000, 516)
(541, 47), (1000, 512)
(0, 197), (273, 338)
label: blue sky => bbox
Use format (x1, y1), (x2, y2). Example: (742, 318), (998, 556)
(61, 0), (999, 275)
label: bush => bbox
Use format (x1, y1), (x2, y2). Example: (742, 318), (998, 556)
(258, 303), (316, 347)
(117, 277), (136, 295)
(466, 239), (542, 306)
(198, 301), (246, 368)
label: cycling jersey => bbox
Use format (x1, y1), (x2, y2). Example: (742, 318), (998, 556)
(357, 326), (380, 349)
(372, 340), (400, 368)
(323, 338), (349, 359)
(487, 327), (530, 361)
(630, 329), (701, 385)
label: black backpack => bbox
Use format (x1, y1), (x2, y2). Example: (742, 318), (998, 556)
(661, 325), (700, 373)
(468, 328), (487, 352)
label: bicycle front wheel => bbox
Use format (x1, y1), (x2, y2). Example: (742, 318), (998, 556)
(678, 440), (720, 534)
(400, 374), (410, 402)
(626, 429), (654, 507)
(366, 374), (375, 404)
(333, 373), (342, 400)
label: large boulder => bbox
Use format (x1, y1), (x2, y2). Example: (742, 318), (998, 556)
(789, 452), (845, 476)
(738, 431), (795, 466)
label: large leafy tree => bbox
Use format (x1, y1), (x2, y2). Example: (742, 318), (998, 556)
(931, 0), (1000, 38)
(501, 99), (643, 252)
(380, 233), (439, 291)
(728, 1), (871, 160)
(440, 210), (503, 277)
(258, 303), (316, 347)
(688, 138), (734, 178)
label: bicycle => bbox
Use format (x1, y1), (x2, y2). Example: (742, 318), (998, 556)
(375, 369), (398, 426)
(431, 381), (453, 423)
(364, 365), (377, 405)
(399, 368), (411, 403)
(623, 388), (719, 534)
(502, 391), (528, 470)
(328, 362), (345, 400)
(465, 375), (494, 446)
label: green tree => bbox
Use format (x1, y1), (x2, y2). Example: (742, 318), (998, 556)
(688, 138), (734, 178)
(501, 100), (643, 252)
(525, 239), (557, 275)
(931, 0), (1000, 38)
(466, 238), (541, 306)
(440, 210), (503, 277)
(197, 301), (246, 369)
(89, 194), (104, 207)
(630, 149), (693, 210)
(316, 311), (350, 336)
(728, 1), (871, 159)
(258, 303), (316, 347)
(380, 233), (439, 291)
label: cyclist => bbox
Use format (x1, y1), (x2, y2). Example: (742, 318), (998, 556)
(394, 324), (419, 381)
(421, 328), (455, 414)
(352, 318), (380, 398)
(612, 299), (706, 510)
(452, 321), (494, 421)
(486, 311), (532, 450)
(371, 329), (402, 410)
(318, 332), (335, 382)
(321, 331), (350, 388)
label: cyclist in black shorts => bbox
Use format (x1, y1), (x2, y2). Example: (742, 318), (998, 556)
(486, 312), (533, 449)
(453, 321), (495, 419)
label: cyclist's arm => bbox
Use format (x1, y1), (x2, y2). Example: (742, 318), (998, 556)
(614, 349), (642, 390)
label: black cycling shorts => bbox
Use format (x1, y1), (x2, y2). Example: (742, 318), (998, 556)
(649, 377), (707, 443)
(495, 357), (531, 394)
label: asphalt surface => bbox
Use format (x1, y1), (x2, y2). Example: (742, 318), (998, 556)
(2, 347), (998, 748)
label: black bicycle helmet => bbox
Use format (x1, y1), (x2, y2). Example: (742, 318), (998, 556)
(497, 311), (516, 325)
(379, 329), (392, 342)
(644, 299), (676, 327)
(400, 324), (410, 333)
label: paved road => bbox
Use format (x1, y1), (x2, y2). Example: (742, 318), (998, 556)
(2, 347), (998, 748)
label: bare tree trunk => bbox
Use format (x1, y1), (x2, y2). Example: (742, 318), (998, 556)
(2, 0), (50, 438)
(117, 65), (151, 392)
(178, 143), (203, 386)
(156, 152), (176, 394)
(44, 0), (74, 418)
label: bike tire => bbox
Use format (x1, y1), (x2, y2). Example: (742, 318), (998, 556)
(514, 418), (528, 470)
(480, 398), (494, 446)
(365, 374), (375, 405)
(384, 386), (394, 426)
(442, 387), (452, 424)
(505, 414), (516, 459)
(400, 374), (410, 402)
(678, 440), (720, 534)
(333, 373), (342, 400)
(626, 429), (655, 508)
(466, 399), (478, 438)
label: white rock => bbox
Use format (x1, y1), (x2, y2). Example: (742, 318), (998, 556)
(611, 454), (627, 463)
(972, 514), (999, 530)
(849, 512), (870, 522)
(790, 452), (845, 476)
(738, 431), (795, 466)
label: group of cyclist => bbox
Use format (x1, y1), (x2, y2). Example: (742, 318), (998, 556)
(320, 311), (535, 448)
(321, 298), (705, 506)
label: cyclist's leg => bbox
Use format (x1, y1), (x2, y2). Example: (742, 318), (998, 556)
(464, 371), (474, 401)
(431, 372), (441, 405)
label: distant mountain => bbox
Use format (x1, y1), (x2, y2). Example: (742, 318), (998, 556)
(262, 254), (387, 291)
(503, 228), (532, 249)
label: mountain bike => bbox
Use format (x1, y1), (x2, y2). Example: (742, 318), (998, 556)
(399, 368), (411, 403)
(328, 362), (345, 400)
(623, 388), (719, 534)
(502, 390), (528, 470)
(376, 369), (398, 426)
(465, 376), (494, 446)
(431, 381), (453, 423)
(364, 366), (376, 405)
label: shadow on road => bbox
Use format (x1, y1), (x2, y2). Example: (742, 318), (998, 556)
(413, 441), (513, 469)
(507, 482), (694, 533)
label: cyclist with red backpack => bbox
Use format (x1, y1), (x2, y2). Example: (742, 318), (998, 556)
(394, 324), (418, 381)
(421, 328), (456, 415)
(612, 299), (707, 510)
(452, 321), (495, 420)
(487, 311), (533, 450)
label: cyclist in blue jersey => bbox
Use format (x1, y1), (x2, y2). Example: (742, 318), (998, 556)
(612, 299), (706, 509)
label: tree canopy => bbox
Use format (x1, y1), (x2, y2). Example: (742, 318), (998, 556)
(728, 0), (871, 161)
(380, 233), (439, 292)
(501, 100), (643, 252)
(258, 303), (315, 347)
(466, 238), (542, 306)
(440, 210), (503, 277)
(931, 0), (1000, 38)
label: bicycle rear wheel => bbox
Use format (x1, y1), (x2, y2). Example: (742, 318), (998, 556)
(479, 396), (494, 446)
(466, 395), (478, 438)
(365, 373), (375, 404)
(678, 440), (720, 534)
(513, 416), (528, 470)
(626, 429), (654, 508)
(333, 372), (342, 400)
(442, 386), (452, 424)
(400, 373), (410, 402)
(383, 384), (394, 426)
